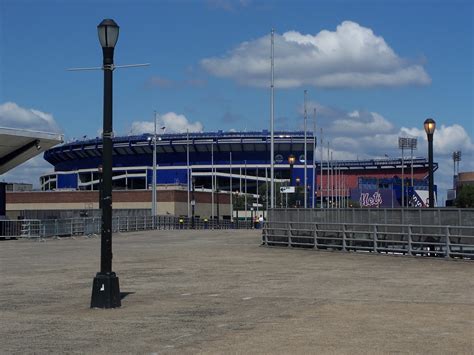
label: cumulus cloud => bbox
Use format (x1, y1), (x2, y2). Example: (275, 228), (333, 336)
(309, 102), (473, 206)
(129, 112), (204, 135)
(1, 155), (52, 188)
(0, 102), (61, 133)
(400, 124), (474, 155)
(201, 21), (431, 88)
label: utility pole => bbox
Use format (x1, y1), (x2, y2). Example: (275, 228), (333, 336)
(187, 129), (190, 219)
(152, 111), (157, 225)
(312, 108), (316, 208)
(270, 28), (275, 209)
(303, 89), (308, 208)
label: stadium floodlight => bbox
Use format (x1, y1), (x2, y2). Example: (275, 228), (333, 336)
(424, 118), (436, 208)
(398, 137), (417, 208)
(452, 151), (461, 188)
(91, 19), (121, 309)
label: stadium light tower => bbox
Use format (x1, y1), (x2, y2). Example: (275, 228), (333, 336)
(398, 137), (417, 207)
(424, 118), (436, 208)
(91, 19), (121, 309)
(452, 150), (461, 188)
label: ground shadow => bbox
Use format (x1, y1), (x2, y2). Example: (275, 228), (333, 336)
(120, 292), (135, 300)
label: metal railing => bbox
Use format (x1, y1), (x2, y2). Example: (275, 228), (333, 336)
(0, 215), (255, 240)
(262, 221), (474, 260)
(268, 208), (474, 226)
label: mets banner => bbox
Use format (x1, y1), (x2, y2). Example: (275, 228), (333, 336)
(351, 188), (435, 208)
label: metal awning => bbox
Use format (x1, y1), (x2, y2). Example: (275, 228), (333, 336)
(0, 127), (63, 174)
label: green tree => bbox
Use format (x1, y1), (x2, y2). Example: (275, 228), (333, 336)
(455, 185), (474, 208)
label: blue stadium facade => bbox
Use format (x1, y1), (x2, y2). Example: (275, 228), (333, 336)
(42, 130), (315, 192)
(41, 130), (436, 207)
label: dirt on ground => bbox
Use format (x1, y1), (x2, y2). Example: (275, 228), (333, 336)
(0, 229), (473, 354)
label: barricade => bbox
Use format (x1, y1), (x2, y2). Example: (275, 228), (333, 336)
(1, 215), (255, 241)
(262, 220), (474, 260)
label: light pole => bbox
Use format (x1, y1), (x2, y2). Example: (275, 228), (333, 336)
(452, 151), (461, 188)
(398, 137), (417, 207)
(288, 154), (295, 186)
(152, 111), (157, 226)
(424, 118), (436, 208)
(303, 90), (308, 208)
(91, 19), (121, 309)
(295, 176), (301, 208)
(270, 28), (275, 209)
(191, 177), (196, 229)
(288, 155), (295, 208)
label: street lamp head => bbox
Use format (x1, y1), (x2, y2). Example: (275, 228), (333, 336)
(97, 19), (120, 49)
(288, 154), (296, 166)
(424, 118), (436, 136)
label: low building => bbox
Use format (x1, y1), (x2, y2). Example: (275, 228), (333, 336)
(6, 186), (231, 220)
(446, 171), (474, 206)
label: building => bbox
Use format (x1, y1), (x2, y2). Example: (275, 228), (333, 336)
(446, 171), (474, 206)
(16, 130), (437, 215)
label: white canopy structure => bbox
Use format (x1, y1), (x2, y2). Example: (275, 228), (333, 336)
(0, 127), (63, 175)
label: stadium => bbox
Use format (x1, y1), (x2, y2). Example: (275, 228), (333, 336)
(40, 130), (437, 210)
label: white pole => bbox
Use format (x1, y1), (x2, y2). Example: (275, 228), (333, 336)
(331, 151), (334, 208)
(312, 108), (317, 209)
(327, 141), (330, 209)
(211, 141), (214, 220)
(411, 146), (414, 188)
(187, 129), (190, 218)
(265, 167), (268, 214)
(244, 160), (247, 222)
(256, 167), (259, 213)
(270, 28), (275, 209)
(401, 147), (405, 208)
(320, 128), (323, 209)
(152, 111), (157, 223)
(303, 89), (308, 208)
(230, 152), (233, 222)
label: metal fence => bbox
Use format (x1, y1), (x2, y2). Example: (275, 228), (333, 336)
(268, 208), (474, 226)
(262, 220), (474, 260)
(0, 215), (255, 240)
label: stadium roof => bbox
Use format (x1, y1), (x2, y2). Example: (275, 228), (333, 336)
(0, 127), (63, 174)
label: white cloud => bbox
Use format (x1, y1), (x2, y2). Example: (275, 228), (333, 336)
(201, 21), (431, 88)
(129, 112), (204, 135)
(311, 103), (473, 206)
(0, 102), (62, 133)
(1, 155), (53, 188)
(400, 124), (474, 155)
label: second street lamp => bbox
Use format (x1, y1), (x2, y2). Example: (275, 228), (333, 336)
(288, 154), (295, 186)
(424, 118), (436, 208)
(91, 19), (121, 309)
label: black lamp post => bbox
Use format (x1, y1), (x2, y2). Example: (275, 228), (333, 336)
(424, 118), (436, 208)
(91, 19), (121, 309)
(288, 154), (295, 185)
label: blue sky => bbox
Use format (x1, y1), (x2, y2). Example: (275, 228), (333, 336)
(0, 0), (473, 202)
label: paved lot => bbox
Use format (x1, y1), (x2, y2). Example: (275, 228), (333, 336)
(1, 230), (473, 354)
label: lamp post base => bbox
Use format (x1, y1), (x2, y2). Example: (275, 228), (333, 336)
(90, 272), (121, 308)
